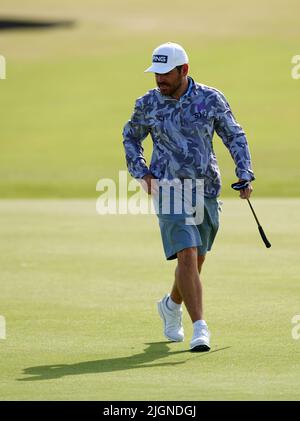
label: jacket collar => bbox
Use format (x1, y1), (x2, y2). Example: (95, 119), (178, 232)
(155, 76), (197, 103)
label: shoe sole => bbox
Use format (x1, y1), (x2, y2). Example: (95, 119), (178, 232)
(157, 301), (183, 342)
(190, 344), (210, 352)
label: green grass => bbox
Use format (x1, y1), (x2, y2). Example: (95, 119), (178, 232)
(0, 198), (299, 400)
(0, 0), (300, 402)
(0, 0), (300, 197)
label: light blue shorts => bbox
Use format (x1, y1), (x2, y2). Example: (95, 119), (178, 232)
(157, 197), (221, 260)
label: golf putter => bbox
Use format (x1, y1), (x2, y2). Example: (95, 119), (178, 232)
(231, 181), (271, 248)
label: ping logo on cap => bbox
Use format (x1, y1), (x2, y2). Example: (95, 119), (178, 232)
(153, 55), (168, 63)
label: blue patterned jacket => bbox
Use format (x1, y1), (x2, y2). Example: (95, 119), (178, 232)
(123, 77), (255, 198)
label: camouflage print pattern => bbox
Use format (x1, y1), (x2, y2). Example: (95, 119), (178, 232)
(122, 77), (255, 198)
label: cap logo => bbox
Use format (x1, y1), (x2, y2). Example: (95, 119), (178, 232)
(152, 55), (168, 63)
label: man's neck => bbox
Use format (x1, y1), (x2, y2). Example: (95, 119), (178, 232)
(171, 77), (189, 100)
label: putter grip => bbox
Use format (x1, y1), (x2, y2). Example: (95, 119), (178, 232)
(258, 225), (271, 248)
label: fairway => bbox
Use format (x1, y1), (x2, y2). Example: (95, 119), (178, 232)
(0, 0), (300, 197)
(1, 0), (300, 403)
(0, 198), (299, 400)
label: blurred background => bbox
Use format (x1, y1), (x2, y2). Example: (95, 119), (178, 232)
(1, 1), (300, 401)
(0, 0), (299, 198)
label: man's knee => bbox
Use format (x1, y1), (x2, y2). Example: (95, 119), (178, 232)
(197, 254), (206, 273)
(177, 247), (198, 268)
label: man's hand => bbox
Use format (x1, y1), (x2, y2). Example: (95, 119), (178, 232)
(140, 174), (158, 195)
(238, 179), (253, 199)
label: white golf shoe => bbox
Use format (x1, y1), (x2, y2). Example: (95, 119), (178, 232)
(157, 294), (184, 342)
(190, 323), (210, 352)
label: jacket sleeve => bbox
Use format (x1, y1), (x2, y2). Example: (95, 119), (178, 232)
(122, 98), (150, 179)
(214, 91), (255, 182)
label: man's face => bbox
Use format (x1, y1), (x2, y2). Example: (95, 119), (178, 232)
(155, 67), (184, 97)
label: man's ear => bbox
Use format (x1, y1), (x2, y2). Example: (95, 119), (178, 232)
(182, 63), (189, 76)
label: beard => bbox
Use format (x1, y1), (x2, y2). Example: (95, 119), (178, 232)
(158, 78), (183, 97)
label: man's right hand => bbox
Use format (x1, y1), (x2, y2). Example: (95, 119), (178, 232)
(141, 174), (158, 195)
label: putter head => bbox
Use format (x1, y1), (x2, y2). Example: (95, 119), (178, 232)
(231, 180), (250, 191)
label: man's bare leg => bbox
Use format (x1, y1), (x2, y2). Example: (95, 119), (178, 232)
(171, 253), (205, 303)
(170, 248), (205, 322)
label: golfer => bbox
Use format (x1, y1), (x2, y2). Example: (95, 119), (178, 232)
(123, 42), (254, 352)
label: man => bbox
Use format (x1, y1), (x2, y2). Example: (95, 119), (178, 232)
(122, 42), (254, 352)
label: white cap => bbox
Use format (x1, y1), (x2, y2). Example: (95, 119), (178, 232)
(144, 42), (189, 74)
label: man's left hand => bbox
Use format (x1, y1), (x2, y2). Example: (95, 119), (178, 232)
(238, 179), (253, 199)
